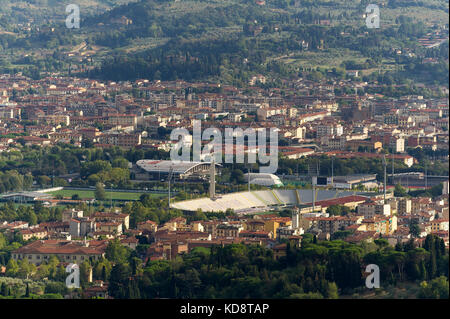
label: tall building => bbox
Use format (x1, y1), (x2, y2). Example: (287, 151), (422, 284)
(292, 207), (300, 229)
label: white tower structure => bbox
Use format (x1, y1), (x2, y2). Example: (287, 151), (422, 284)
(292, 207), (300, 229)
(209, 159), (215, 200)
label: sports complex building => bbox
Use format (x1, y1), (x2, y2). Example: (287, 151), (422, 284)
(135, 160), (220, 180)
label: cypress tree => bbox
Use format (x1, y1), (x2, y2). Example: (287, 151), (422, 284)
(439, 238), (445, 256)
(412, 263), (420, 280)
(424, 235), (432, 251)
(420, 259), (427, 281)
(102, 265), (107, 282)
(434, 238), (442, 260)
(428, 252), (437, 279)
(0, 283), (7, 296)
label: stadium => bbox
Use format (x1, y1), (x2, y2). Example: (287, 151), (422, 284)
(170, 189), (374, 214)
(244, 173), (284, 187)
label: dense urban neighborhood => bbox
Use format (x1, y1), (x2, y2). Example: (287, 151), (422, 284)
(0, 70), (448, 299)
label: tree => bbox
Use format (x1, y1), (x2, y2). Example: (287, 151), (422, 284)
(419, 276), (449, 299)
(394, 183), (408, 197)
(6, 259), (19, 277)
(112, 158), (129, 169)
(0, 283), (8, 296)
(374, 238), (389, 250)
(0, 233), (6, 250)
(95, 182), (107, 201)
(35, 263), (50, 279)
(102, 265), (107, 281)
(47, 256), (60, 279)
(108, 263), (131, 299)
(25, 211), (38, 226)
(290, 292), (324, 299)
(126, 277), (141, 299)
(326, 282), (339, 299)
(94, 259), (112, 281)
(326, 205), (351, 216)
(105, 239), (131, 264)
(230, 169), (245, 184)
(79, 261), (92, 288)
(18, 258), (35, 279)
(409, 220), (420, 238)
(130, 257), (143, 276)
(193, 209), (207, 221)
(45, 282), (68, 295)
(56, 265), (67, 282)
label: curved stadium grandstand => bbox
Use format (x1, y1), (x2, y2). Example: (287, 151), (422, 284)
(170, 189), (375, 214)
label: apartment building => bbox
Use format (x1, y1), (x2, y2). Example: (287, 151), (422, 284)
(11, 240), (108, 265)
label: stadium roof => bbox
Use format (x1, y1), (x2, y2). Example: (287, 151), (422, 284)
(170, 189), (372, 213)
(136, 160), (220, 174)
(0, 191), (53, 200)
(245, 173), (283, 187)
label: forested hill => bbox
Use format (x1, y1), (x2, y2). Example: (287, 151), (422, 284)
(0, 0), (136, 25)
(80, 0), (448, 86)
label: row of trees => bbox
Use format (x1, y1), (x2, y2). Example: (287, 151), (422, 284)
(0, 202), (63, 224)
(0, 144), (169, 191)
(122, 194), (183, 228)
(105, 234), (448, 299)
(0, 171), (33, 193)
(2, 230), (447, 298)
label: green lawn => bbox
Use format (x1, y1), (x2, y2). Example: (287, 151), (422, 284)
(49, 189), (165, 201)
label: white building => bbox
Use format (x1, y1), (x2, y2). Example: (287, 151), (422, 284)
(390, 137), (405, 153)
(443, 180), (449, 195)
(244, 173), (283, 187)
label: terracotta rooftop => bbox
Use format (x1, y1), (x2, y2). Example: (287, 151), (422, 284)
(13, 239), (108, 255)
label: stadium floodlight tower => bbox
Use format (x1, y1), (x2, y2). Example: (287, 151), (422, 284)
(308, 161), (319, 211)
(209, 157), (216, 200)
(168, 166), (174, 207)
(292, 206), (300, 229)
(331, 156), (334, 189)
(382, 155), (387, 204)
(247, 164), (252, 193)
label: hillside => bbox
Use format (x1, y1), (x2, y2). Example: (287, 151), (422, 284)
(0, 1), (137, 25)
(0, 0), (448, 86)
